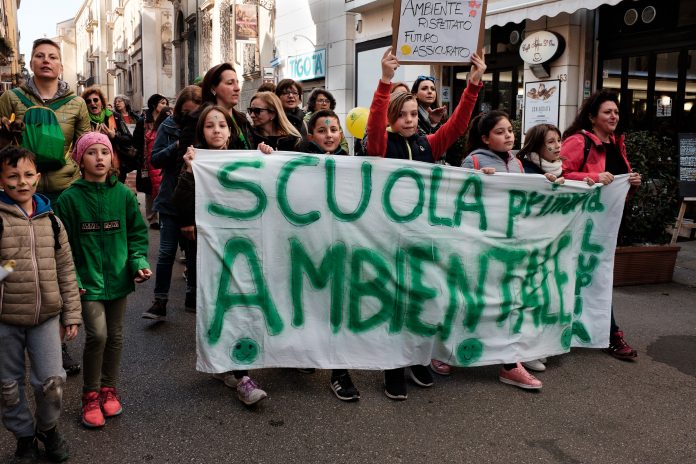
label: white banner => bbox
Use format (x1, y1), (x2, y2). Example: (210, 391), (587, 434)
(193, 151), (629, 372)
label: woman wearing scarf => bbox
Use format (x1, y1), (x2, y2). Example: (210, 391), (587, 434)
(81, 86), (135, 181)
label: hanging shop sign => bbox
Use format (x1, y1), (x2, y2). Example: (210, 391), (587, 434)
(287, 49), (326, 82)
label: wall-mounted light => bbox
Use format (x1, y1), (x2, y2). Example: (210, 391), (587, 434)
(660, 95), (672, 107)
(685, 102), (694, 112)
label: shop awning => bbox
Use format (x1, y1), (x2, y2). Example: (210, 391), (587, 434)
(485, 0), (625, 28)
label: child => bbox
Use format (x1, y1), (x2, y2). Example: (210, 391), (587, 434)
(517, 123), (565, 184)
(459, 111), (543, 390)
(0, 146), (81, 462)
(292, 109), (361, 401)
(173, 105), (268, 406)
(366, 48), (485, 400)
(53, 132), (151, 428)
(301, 109), (349, 156)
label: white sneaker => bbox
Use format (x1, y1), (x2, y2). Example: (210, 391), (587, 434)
(236, 376), (267, 405)
(522, 359), (546, 372)
(538, 357), (547, 363)
(212, 372), (239, 388)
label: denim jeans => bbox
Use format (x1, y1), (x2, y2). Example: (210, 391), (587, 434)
(0, 317), (65, 437)
(154, 214), (181, 299)
(82, 298), (127, 392)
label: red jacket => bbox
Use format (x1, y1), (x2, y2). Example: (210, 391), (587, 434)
(561, 130), (631, 182)
(366, 80), (482, 161)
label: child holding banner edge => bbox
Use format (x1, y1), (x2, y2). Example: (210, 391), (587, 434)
(173, 105), (269, 406)
(365, 47), (486, 400)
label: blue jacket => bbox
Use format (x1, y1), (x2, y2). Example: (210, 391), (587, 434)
(151, 115), (181, 217)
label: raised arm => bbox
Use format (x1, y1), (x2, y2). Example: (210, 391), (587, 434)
(365, 48), (399, 157)
(427, 53), (486, 159)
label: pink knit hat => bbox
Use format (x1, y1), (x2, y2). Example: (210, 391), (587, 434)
(73, 132), (114, 165)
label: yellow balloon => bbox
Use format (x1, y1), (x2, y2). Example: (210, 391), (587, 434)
(345, 107), (369, 139)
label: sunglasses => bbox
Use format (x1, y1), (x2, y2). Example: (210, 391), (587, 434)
(418, 75), (436, 83)
(88, 97), (101, 104)
(247, 107), (274, 115)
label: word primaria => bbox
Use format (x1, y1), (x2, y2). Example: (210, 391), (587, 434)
(411, 45), (471, 58)
(206, 232), (588, 345)
(416, 18), (473, 30)
(402, 0), (464, 17)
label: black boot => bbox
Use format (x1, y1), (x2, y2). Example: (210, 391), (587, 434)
(142, 298), (167, 320)
(14, 435), (38, 462)
(35, 426), (69, 462)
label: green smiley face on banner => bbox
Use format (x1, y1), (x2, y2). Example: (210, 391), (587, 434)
(456, 338), (484, 366)
(230, 338), (260, 364)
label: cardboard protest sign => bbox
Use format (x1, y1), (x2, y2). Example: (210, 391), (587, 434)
(193, 151), (629, 372)
(392, 0), (487, 64)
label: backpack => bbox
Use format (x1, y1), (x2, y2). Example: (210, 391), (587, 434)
(578, 132), (592, 172)
(12, 88), (75, 172)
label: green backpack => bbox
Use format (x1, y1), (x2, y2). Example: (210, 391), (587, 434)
(12, 88), (75, 172)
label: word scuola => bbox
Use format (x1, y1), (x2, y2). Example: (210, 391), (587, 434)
(207, 156), (606, 239)
(206, 234), (583, 345)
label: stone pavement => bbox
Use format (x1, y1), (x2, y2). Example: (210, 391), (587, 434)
(674, 238), (696, 287)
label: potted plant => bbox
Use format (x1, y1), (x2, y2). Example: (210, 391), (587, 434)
(613, 130), (680, 286)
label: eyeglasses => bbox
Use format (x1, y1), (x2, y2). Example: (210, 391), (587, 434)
(88, 97), (101, 104)
(247, 107), (273, 115)
(316, 98), (330, 104)
(281, 91), (299, 97)
(417, 75), (436, 82)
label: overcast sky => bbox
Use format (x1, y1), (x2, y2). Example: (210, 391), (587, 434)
(17, 0), (84, 61)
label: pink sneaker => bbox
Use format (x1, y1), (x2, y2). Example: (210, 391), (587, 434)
(499, 363), (542, 390)
(99, 387), (123, 417)
(430, 359), (452, 376)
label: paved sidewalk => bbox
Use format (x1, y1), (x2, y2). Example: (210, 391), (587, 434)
(673, 238), (696, 287)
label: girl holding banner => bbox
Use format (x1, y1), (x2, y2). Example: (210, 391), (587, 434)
(365, 47), (486, 400)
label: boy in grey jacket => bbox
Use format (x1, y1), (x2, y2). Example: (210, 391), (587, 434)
(0, 146), (81, 462)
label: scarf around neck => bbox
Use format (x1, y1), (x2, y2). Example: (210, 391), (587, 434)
(527, 152), (562, 177)
(89, 108), (113, 125)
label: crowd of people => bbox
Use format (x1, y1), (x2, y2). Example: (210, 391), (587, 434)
(0, 38), (641, 463)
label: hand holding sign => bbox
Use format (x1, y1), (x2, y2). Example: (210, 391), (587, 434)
(381, 47), (399, 84)
(468, 52), (486, 85)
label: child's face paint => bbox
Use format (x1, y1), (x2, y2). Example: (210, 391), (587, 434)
(203, 109), (231, 149)
(540, 131), (562, 162)
(391, 100), (418, 137)
(309, 117), (342, 153)
(0, 158), (40, 211)
(81, 143), (112, 182)
(482, 117), (514, 152)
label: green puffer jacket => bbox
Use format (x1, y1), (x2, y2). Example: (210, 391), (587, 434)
(0, 80), (91, 195)
(0, 192), (82, 327)
(54, 176), (150, 301)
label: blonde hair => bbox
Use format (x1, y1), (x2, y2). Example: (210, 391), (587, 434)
(250, 92), (301, 138)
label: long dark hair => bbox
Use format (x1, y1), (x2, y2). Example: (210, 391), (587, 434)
(201, 63), (235, 105)
(563, 90), (620, 139)
(517, 123), (561, 161)
(411, 77), (440, 108)
(195, 105), (233, 149)
(465, 110), (510, 154)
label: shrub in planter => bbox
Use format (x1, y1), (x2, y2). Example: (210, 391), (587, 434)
(618, 131), (679, 246)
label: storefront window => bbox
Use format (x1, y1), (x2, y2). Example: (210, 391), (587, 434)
(601, 57), (622, 91)
(684, 49), (696, 131)
(628, 55), (649, 129)
(654, 52), (680, 132)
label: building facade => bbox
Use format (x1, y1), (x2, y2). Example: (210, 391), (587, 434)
(0, 0), (21, 90)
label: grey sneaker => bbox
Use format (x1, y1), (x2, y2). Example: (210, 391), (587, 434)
(522, 359), (546, 372)
(236, 376), (267, 405)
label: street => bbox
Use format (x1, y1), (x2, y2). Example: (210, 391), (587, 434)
(2, 215), (696, 464)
